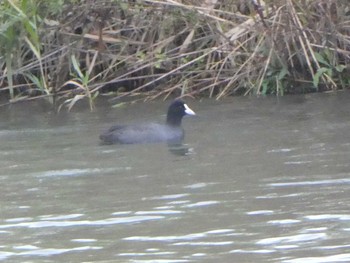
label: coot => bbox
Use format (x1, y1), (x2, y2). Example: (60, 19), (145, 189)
(99, 100), (195, 144)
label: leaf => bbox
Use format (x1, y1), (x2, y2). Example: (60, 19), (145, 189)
(313, 67), (328, 88)
(120, 2), (128, 10)
(335, 64), (346, 72)
(71, 55), (84, 79)
(277, 67), (289, 80)
(67, 94), (85, 111)
(64, 80), (84, 89)
(24, 36), (40, 60)
(23, 17), (40, 50)
(314, 52), (329, 67)
(179, 28), (195, 53)
(261, 81), (268, 95)
(112, 102), (127, 108)
(24, 73), (43, 90)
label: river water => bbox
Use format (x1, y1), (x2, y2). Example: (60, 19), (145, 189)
(1, 93), (350, 262)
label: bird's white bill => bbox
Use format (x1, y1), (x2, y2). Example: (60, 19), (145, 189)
(184, 104), (196, 116)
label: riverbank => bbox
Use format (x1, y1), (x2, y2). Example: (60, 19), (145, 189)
(0, 0), (349, 111)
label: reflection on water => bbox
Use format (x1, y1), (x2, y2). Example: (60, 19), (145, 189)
(167, 143), (194, 156)
(2, 93), (350, 262)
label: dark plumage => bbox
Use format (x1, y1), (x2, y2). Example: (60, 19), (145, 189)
(99, 100), (196, 144)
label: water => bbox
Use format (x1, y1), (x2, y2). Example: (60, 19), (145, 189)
(1, 93), (350, 262)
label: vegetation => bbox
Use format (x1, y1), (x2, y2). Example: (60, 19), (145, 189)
(0, 0), (349, 110)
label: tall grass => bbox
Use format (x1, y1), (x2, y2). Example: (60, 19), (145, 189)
(0, 0), (349, 110)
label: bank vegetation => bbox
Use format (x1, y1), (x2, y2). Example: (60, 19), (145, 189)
(0, 0), (349, 110)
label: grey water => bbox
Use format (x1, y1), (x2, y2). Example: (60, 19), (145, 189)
(2, 93), (350, 262)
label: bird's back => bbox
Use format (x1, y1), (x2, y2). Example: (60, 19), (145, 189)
(99, 123), (184, 144)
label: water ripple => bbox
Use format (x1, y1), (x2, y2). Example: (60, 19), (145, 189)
(269, 178), (350, 187)
(31, 168), (122, 177)
(0, 216), (163, 229)
(282, 253), (350, 263)
(0, 246), (102, 260)
(124, 229), (235, 242)
(256, 233), (327, 245)
(182, 201), (219, 208)
(267, 219), (301, 225)
(143, 194), (190, 201)
(173, 241), (233, 246)
(135, 210), (183, 215)
(305, 214), (350, 221)
(247, 210), (274, 215)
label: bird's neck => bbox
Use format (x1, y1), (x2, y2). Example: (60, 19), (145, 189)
(166, 116), (182, 126)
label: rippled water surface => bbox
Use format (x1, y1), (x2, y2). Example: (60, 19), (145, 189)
(2, 93), (350, 262)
